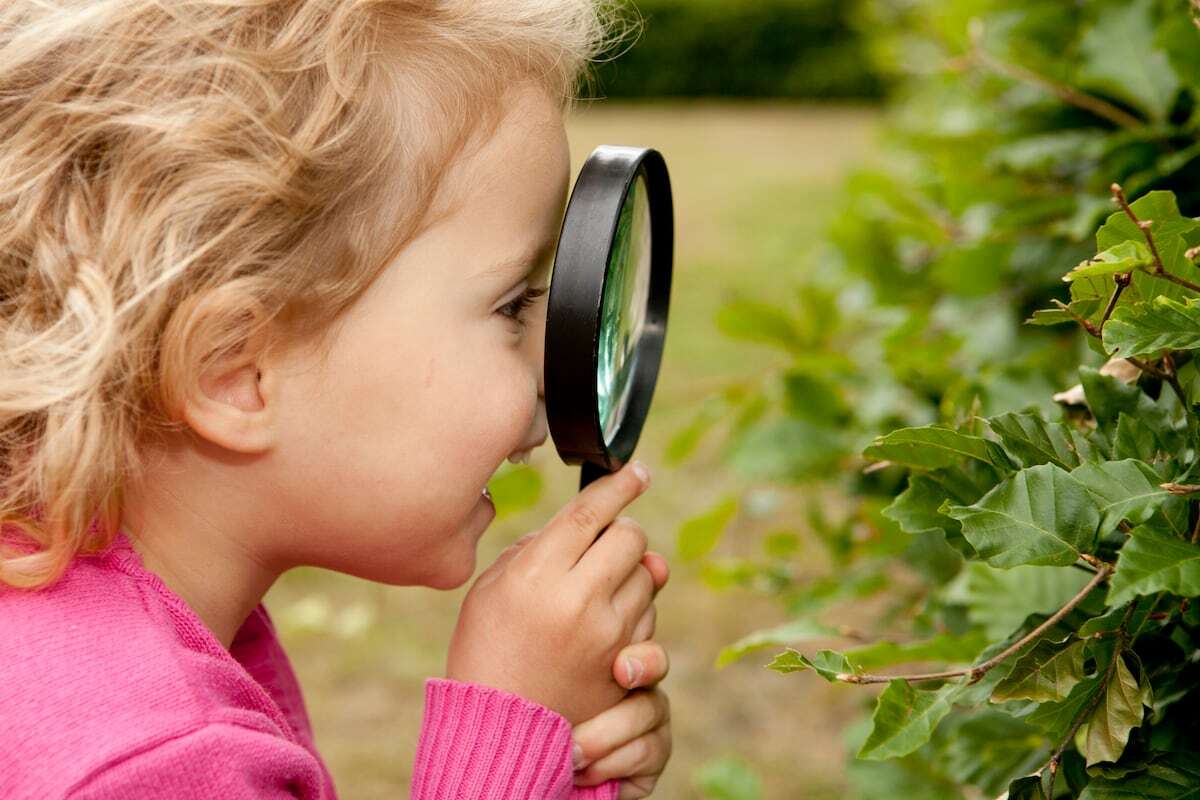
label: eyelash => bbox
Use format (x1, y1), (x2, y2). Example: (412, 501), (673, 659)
(499, 285), (549, 327)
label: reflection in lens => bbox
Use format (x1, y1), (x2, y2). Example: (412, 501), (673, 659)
(598, 174), (652, 446)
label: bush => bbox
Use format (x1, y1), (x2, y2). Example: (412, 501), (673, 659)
(590, 0), (882, 99)
(675, 0), (1200, 796)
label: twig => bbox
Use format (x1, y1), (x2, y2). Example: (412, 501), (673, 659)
(836, 566), (1113, 685)
(1051, 299), (1101, 339)
(1100, 272), (1132, 329)
(962, 36), (1142, 130)
(1044, 602), (1136, 798)
(1111, 183), (1200, 294)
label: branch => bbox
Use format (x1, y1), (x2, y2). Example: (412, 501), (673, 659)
(1111, 183), (1200, 294)
(1044, 602), (1137, 798)
(963, 22), (1142, 130)
(836, 566), (1113, 685)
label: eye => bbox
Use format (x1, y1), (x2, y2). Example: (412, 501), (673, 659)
(498, 285), (549, 328)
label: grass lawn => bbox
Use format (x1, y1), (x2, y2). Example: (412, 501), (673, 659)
(266, 101), (881, 799)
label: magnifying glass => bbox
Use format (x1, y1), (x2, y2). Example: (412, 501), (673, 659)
(544, 145), (674, 492)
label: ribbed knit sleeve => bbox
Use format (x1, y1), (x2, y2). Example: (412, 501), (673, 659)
(412, 679), (620, 800)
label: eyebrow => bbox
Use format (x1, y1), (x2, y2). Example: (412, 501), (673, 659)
(471, 234), (557, 285)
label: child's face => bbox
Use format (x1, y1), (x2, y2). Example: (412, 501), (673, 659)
(267, 83), (568, 588)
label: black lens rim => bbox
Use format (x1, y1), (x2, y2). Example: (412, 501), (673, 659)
(545, 145), (673, 474)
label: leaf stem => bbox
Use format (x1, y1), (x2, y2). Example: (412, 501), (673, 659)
(1044, 602), (1136, 798)
(1111, 183), (1200, 294)
(836, 566), (1113, 685)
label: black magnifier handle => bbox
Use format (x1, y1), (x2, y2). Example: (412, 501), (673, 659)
(579, 461), (610, 492)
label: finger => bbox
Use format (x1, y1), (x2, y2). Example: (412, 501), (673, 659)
(571, 688), (670, 771)
(640, 551), (670, 595)
(612, 562), (654, 621)
(573, 515), (648, 596)
(612, 639), (669, 690)
(526, 460), (650, 570)
(618, 775), (660, 800)
(630, 603), (656, 644)
(476, 531), (538, 584)
(573, 724), (671, 786)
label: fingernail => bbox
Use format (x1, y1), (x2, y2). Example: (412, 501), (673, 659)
(625, 655), (644, 688)
(631, 460), (650, 488)
(572, 742), (586, 769)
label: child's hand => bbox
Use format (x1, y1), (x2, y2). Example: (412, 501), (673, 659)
(446, 460), (657, 725)
(571, 551), (672, 798)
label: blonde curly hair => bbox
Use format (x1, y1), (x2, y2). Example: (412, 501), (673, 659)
(0, 0), (631, 589)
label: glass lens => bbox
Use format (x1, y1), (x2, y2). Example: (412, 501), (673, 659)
(597, 174), (652, 446)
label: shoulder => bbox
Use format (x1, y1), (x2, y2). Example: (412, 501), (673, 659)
(0, 551), (292, 799)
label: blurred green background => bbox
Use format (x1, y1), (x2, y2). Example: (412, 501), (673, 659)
(266, 0), (1200, 797)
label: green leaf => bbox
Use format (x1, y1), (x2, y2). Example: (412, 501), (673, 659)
(694, 755), (763, 800)
(1095, 192), (1200, 252)
(1077, 0), (1181, 122)
(1103, 296), (1200, 359)
(665, 397), (725, 465)
(1075, 655), (1148, 766)
(715, 618), (840, 669)
(765, 648), (855, 682)
(863, 425), (1014, 471)
(1007, 776), (1048, 800)
(883, 473), (960, 537)
(944, 563), (1091, 640)
(843, 631), (989, 672)
(857, 680), (958, 760)
(487, 464), (543, 519)
(1065, 240), (1153, 281)
(1079, 752), (1200, 799)
(1071, 459), (1169, 535)
(1113, 413), (1165, 463)
(986, 411), (1094, 470)
(991, 638), (1087, 703)
(1108, 525), (1200, 607)
(945, 464), (1100, 568)
(1078, 367), (1166, 433)
(714, 299), (803, 352)
(1027, 675), (1104, 740)
(677, 496), (739, 562)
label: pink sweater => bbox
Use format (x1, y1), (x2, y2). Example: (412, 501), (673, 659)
(0, 529), (619, 799)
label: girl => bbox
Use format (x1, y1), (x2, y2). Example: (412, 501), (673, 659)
(0, 1), (673, 798)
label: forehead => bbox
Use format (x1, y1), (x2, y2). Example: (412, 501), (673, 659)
(422, 84), (570, 283)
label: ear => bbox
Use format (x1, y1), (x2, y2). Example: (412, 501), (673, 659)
(181, 328), (277, 455)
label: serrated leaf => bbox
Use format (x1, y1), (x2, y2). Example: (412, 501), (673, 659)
(1079, 752), (1200, 799)
(765, 648), (855, 682)
(864, 425), (1014, 471)
(945, 463), (1100, 568)
(857, 680), (958, 760)
(1114, 413), (1165, 463)
(715, 618), (840, 669)
(1103, 296), (1200, 359)
(1108, 525), (1200, 607)
(1075, 655), (1148, 766)
(991, 638), (1086, 703)
(1095, 192), (1200, 252)
(1065, 241), (1153, 281)
(1028, 675), (1105, 740)
(987, 411), (1094, 470)
(883, 473), (960, 537)
(1071, 459), (1168, 535)
(1007, 776), (1048, 800)
(1078, 0), (1181, 122)
(677, 496), (739, 562)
